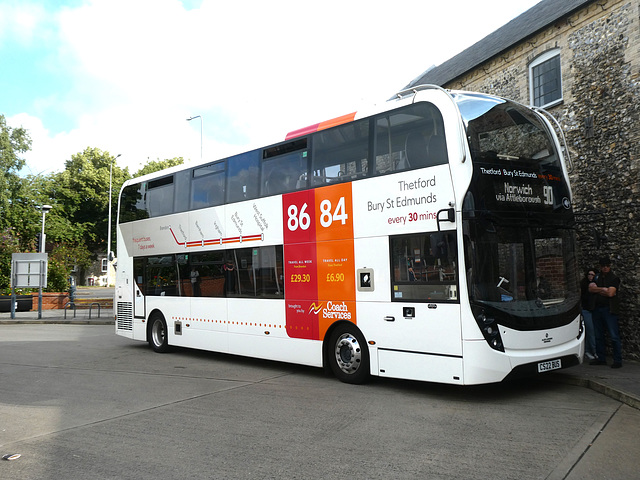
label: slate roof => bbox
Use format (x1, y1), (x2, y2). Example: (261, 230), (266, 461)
(406, 0), (596, 88)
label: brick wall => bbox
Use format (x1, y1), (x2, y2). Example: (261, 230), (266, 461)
(31, 292), (69, 310)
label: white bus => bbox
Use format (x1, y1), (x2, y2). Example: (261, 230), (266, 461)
(115, 86), (584, 385)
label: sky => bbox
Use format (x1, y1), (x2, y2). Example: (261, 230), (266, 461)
(1, 0), (542, 176)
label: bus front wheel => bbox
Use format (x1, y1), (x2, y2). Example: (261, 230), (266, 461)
(328, 324), (370, 384)
(148, 313), (170, 353)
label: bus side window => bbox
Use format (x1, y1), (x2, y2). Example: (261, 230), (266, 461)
(174, 169), (191, 213)
(427, 134), (448, 165)
(191, 162), (225, 210)
(374, 116), (402, 174)
(261, 151), (308, 196)
(145, 255), (179, 296)
(185, 251), (225, 297)
(375, 103), (448, 175)
(119, 183), (149, 223)
(312, 119), (369, 185)
(147, 176), (174, 217)
(404, 119), (449, 169)
(390, 233), (458, 302)
(228, 246), (284, 298)
(226, 150), (260, 203)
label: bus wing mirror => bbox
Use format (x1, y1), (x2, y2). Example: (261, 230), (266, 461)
(436, 208), (455, 231)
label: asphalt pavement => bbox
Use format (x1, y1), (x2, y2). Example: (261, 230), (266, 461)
(1, 306), (638, 411)
(1, 320), (639, 478)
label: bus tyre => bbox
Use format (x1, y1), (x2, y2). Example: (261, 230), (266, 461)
(149, 313), (170, 353)
(328, 324), (369, 384)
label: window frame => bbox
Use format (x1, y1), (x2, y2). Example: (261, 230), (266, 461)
(529, 49), (563, 109)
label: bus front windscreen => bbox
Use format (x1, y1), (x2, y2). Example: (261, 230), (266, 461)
(465, 219), (580, 328)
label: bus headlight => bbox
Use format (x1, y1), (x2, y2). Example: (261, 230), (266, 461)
(577, 315), (584, 340)
(472, 306), (505, 353)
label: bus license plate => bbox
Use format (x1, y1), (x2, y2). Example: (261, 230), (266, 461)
(538, 359), (561, 373)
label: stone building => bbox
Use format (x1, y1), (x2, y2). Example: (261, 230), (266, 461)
(407, 0), (639, 358)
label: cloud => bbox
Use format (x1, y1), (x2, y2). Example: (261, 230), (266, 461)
(0, 2), (48, 47)
(8, 0), (542, 176)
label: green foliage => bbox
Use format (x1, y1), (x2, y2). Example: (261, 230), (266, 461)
(0, 228), (21, 294)
(134, 157), (184, 177)
(0, 114), (32, 232)
(0, 228), (91, 293)
(52, 148), (130, 253)
(46, 243), (92, 292)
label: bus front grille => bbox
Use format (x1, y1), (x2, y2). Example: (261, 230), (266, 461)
(117, 302), (133, 331)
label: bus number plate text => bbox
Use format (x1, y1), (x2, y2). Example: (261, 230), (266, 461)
(537, 359), (561, 373)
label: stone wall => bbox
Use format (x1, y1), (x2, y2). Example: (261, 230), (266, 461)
(444, 0), (640, 359)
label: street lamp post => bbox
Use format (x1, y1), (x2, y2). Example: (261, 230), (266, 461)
(39, 204), (52, 253)
(187, 115), (203, 160)
(38, 204), (52, 319)
(107, 154), (121, 286)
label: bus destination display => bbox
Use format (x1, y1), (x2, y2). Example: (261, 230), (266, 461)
(475, 164), (570, 212)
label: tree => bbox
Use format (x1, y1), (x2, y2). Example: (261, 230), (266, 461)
(53, 148), (130, 254)
(46, 243), (92, 292)
(134, 157), (184, 177)
(0, 228), (21, 294)
(0, 114), (32, 232)
(0, 115), (136, 290)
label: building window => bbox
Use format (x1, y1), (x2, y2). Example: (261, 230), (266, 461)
(102, 258), (108, 272)
(529, 50), (562, 108)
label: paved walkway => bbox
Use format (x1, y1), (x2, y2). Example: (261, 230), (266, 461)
(0, 307), (114, 325)
(1, 309), (638, 409)
(547, 359), (640, 410)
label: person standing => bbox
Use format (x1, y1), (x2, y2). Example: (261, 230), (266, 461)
(589, 257), (622, 368)
(190, 266), (201, 297)
(580, 268), (597, 360)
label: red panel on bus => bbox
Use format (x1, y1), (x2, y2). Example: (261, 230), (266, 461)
(284, 123), (320, 141)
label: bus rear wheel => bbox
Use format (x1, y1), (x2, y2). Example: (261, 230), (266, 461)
(149, 313), (169, 353)
(328, 324), (369, 384)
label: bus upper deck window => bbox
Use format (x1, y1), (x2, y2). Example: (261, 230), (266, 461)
(375, 104), (447, 175)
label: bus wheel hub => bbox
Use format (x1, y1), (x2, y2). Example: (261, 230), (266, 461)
(335, 333), (362, 373)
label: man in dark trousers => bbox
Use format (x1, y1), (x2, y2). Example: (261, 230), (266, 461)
(589, 256), (622, 368)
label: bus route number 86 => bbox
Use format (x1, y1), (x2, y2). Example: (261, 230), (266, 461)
(287, 197), (348, 231)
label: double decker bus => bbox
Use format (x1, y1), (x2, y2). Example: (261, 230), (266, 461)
(115, 85), (583, 385)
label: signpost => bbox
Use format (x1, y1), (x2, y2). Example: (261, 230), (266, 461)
(10, 253), (48, 320)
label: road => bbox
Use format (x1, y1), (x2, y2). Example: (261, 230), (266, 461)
(0, 324), (638, 479)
